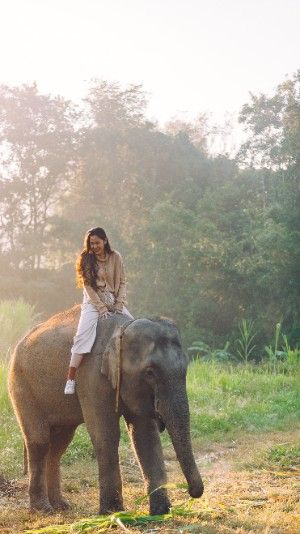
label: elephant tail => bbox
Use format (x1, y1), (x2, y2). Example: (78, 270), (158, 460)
(23, 441), (28, 475)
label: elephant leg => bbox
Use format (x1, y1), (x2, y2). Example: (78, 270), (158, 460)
(125, 414), (171, 515)
(11, 382), (52, 512)
(27, 440), (52, 512)
(80, 403), (123, 514)
(46, 425), (77, 510)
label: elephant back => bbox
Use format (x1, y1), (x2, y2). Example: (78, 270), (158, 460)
(91, 313), (132, 358)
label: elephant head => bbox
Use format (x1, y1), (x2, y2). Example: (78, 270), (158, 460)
(101, 317), (204, 499)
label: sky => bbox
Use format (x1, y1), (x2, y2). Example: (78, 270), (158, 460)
(0, 0), (299, 130)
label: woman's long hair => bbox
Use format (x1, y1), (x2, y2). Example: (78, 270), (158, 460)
(76, 227), (112, 289)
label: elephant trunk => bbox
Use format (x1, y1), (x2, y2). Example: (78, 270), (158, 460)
(156, 382), (204, 498)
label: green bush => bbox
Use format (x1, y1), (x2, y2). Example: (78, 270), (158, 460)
(0, 298), (39, 360)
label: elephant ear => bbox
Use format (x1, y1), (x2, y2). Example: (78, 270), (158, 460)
(101, 327), (122, 389)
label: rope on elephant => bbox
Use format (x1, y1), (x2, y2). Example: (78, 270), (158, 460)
(115, 319), (135, 413)
(115, 344), (122, 413)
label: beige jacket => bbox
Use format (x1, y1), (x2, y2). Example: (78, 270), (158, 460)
(84, 250), (127, 312)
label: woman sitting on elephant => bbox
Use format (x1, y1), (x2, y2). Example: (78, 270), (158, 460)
(64, 227), (133, 394)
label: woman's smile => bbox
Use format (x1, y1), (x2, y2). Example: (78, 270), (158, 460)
(90, 236), (106, 256)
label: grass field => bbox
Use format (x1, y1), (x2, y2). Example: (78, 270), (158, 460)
(1, 358), (299, 533)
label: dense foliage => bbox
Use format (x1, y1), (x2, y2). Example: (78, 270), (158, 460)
(0, 73), (299, 351)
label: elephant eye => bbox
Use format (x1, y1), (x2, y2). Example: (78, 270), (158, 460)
(144, 367), (156, 380)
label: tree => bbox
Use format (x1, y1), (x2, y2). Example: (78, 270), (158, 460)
(237, 71), (300, 332)
(84, 80), (148, 130)
(56, 81), (211, 256)
(238, 70), (300, 169)
(0, 83), (77, 269)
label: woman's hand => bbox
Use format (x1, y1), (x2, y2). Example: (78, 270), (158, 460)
(99, 306), (110, 319)
(114, 302), (123, 313)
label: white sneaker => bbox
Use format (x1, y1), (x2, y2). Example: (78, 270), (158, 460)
(64, 379), (76, 395)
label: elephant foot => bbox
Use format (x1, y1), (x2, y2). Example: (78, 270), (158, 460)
(99, 502), (124, 515)
(50, 497), (71, 511)
(98, 506), (124, 515)
(30, 498), (54, 514)
(149, 490), (171, 516)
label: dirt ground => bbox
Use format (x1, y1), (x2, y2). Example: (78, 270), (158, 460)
(0, 430), (299, 534)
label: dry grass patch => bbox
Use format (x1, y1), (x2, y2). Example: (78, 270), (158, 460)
(1, 431), (299, 534)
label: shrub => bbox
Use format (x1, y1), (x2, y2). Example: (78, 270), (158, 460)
(0, 298), (39, 360)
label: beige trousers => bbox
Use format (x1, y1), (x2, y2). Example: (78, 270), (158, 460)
(70, 293), (133, 365)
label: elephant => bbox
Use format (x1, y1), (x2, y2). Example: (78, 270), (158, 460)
(8, 306), (204, 515)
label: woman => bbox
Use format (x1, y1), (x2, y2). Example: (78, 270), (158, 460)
(64, 227), (133, 394)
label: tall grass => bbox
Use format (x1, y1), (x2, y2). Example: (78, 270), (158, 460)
(187, 359), (300, 441)
(0, 363), (24, 475)
(0, 298), (39, 361)
(0, 299), (39, 473)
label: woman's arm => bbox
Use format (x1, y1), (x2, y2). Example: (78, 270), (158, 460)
(84, 284), (108, 314)
(115, 255), (126, 307)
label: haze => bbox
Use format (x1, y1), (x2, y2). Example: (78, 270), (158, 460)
(1, 0), (299, 125)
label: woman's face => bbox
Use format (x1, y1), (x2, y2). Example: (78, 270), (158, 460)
(89, 235), (106, 256)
